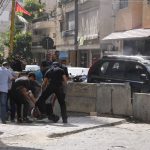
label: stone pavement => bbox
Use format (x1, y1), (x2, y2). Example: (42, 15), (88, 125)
(0, 116), (126, 139)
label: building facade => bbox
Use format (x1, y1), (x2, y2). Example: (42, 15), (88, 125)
(55, 0), (114, 67)
(103, 0), (150, 56)
(31, 0), (57, 63)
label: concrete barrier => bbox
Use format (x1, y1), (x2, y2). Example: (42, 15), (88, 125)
(96, 83), (112, 114)
(66, 82), (97, 113)
(66, 82), (132, 116)
(133, 93), (150, 122)
(97, 83), (132, 116)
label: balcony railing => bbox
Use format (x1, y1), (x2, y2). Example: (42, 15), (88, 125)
(32, 14), (52, 23)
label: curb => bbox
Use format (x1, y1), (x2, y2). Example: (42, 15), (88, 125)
(49, 119), (127, 138)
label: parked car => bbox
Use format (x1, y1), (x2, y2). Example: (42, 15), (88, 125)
(25, 65), (40, 72)
(68, 67), (89, 82)
(87, 55), (150, 93)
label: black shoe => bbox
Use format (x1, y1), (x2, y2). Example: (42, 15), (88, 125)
(11, 119), (15, 123)
(17, 118), (23, 123)
(23, 118), (32, 123)
(48, 115), (59, 123)
(63, 119), (68, 124)
(2, 120), (6, 124)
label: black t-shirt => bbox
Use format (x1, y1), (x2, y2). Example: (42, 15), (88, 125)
(13, 77), (41, 96)
(60, 64), (69, 79)
(45, 66), (65, 86)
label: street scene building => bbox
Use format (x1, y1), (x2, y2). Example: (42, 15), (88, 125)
(1, 1), (150, 149)
(1, 0), (150, 67)
(104, 0), (150, 56)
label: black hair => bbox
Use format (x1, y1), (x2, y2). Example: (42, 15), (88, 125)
(40, 60), (49, 67)
(28, 72), (36, 79)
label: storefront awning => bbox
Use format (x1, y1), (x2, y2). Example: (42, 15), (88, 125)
(102, 29), (150, 41)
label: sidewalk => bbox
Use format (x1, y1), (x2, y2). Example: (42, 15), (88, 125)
(0, 116), (126, 139)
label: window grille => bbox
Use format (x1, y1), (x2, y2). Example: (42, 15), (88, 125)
(120, 0), (128, 9)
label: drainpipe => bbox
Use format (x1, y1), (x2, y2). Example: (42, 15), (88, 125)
(75, 0), (78, 66)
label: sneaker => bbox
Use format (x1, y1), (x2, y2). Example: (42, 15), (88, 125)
(48, 115), (59, 123)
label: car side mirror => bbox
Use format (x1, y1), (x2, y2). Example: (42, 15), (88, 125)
(140, 74), (148, 81)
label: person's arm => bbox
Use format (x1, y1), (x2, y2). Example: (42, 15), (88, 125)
(41, 77), (49, 91)
(62, 75), (67, 86)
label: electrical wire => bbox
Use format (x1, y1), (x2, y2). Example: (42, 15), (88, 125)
(0, 0), (11, 15)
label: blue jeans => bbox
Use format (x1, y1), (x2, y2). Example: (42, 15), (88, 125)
(0, 92), (8, 122)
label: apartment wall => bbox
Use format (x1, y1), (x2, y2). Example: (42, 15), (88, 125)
(115, 0), (143, 31)
(100, 0), (114, 40)
(37, 0), (56, 12)
(55, 1), (75, 49)
(143, 0), (150, 28)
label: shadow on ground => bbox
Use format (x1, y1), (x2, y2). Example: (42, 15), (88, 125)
(0, 131), (42, 150)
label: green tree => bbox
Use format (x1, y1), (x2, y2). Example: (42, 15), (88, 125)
(23, 0), (45, 22)
(0, 34), (4, 53)
(13, 32), (32, 59)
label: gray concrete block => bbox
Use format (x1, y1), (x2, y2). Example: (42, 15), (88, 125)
(66, 82), (97, 98)
(66, 96), (96, 113)
(96, 84), (112, 114)
(96, 83), (132, 116)
(133, 93), (150, 122)
(111, 83), (132, 116)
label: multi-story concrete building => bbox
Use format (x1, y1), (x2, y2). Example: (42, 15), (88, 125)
(31, 0), (57, 62)
(103, 0), (150, 56)
(55, 0), (114, 67)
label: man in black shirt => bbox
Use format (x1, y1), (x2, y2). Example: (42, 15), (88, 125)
(11, 73), (41, 123)
(35, 62), (68, 123)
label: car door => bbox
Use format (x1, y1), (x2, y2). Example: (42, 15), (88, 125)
(124, 61), (149, 93)
(88, 60), (111, 83)
(106, 60), (126, 83)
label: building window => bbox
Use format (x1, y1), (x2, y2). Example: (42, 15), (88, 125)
(66, 11), (75, 30)
(120, 0), (128, 9)
(60, 21), (64, 32)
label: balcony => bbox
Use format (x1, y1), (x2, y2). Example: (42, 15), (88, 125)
(32, 20), (55, 30)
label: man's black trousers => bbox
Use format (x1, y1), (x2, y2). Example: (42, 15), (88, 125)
(36, 84), (67, 120)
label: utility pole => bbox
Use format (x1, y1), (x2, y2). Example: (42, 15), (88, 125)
(9, 0), (16, 55)
(74, 0), (78, 66)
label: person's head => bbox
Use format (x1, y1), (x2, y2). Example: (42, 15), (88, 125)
(2, 61), (9, 68)
(52, 51), (59, 62)
(61, 60), (66, 65)
(18, 71), (28, 78)
(47, 53), (52, 62)
(28, 72), (36, 81)
(40, 60), (49, 71)
(52, 61), (60, 68)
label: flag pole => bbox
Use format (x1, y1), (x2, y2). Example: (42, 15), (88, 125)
(9, 0), (16, 56)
